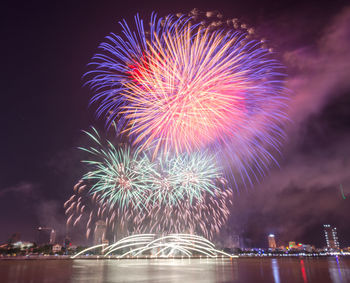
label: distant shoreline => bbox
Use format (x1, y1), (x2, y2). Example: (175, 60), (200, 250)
(1, 254), (349, 260)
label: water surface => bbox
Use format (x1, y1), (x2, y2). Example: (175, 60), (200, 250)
(1, 257), (350, 282)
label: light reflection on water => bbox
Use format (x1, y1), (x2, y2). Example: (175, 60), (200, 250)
(272, 258), (281, 283)
(328, 256), (350, 283)
(0, 257), (350, 283)
(300, 259), (308, 283)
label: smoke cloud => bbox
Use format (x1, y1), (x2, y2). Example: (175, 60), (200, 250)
(229, 6), (350, 248)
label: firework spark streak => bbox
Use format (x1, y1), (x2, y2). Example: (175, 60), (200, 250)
(86, 13), (288, 184)
(65, 178), (232, 240)
(71, 234), (237, 258)
(137, 186), (233, 239)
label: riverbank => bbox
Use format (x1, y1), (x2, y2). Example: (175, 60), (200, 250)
(1, 253), (350, 260)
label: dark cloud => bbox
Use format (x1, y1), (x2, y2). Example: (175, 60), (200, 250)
(285, 6), (350, 129)
(36, 200), (68, 242)
(0, 182), (41, 242)
(0, 182), (37, 197)
(230, 184), (350, 248)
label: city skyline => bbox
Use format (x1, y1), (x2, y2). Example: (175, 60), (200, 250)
(2, 223), (347, 251)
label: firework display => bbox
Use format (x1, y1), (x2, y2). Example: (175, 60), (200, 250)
(137, 185), (233, 239)
(79, 128), (152, 210)
(66, 128), (232, 239)
(67, 10), (288, 244)
(66, 179), (233, 240)
(86, 11), (287, 181)
(80, 128), (220, 206)
(72, 234), (236, 259)
(148, 150), (220, 206)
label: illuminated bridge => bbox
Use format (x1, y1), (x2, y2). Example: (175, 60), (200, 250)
(71, 234), (237, 259)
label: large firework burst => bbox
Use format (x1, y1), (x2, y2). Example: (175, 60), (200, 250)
(86, 12), (288, 183)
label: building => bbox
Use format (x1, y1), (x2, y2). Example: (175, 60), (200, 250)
(8, 233), (21, 244)
(52, 244), (62, 253)
(50, 229), (56, 245)
(301, 244), (314, 253)
(63, 237), (71, 249)
(268, 234), (277, 249)
(94, 220), (107, 245)
(323, 224), (340, 250)
(289, 241), (297, 249)
(12, 241), (34, 250)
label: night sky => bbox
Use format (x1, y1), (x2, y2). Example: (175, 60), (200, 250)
(1, 0), (350, 248)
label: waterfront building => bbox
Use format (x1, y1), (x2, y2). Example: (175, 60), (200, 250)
(288, 241), (297, 249)
(52, 244), (62, 253)
(8, 233), (21, 244)
(50, 229), (56, 244)
(268, 234), (277, 249)
(64, 237), (71, 247)
(12, 241), (34, 250)
(68, 244), (77, 251)
(301, 244), (314, 253)
(323, 224), (340, 250)
(94, 220), (107, 245)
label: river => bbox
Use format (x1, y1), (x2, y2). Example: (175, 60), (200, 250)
(1, 257), (350, 282)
